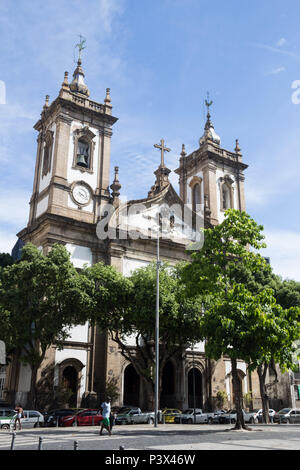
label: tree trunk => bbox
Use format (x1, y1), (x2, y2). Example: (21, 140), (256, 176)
(231, 358), (246, 430)
(257, 364), (270, 424)
(28, 366), (38, 409)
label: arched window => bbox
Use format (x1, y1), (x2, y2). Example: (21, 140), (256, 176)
(222, 184), (231, 210)
(220, 176), (234, 211)
(77, 138), (89, 168)
(192, 183), (201, 212)
(42, 130), (53, 177)
(73, 127), (96, 172)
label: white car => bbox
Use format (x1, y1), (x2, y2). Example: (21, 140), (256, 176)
(174, 409), (214, 424)
(256, 409), (276, 422)
(21, 410), (44, 427)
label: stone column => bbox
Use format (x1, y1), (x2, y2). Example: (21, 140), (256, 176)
(202, 162), (218, 225)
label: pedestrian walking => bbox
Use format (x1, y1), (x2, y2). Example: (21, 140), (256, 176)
(99, 396), (112, 436)
(14, 405), (24, 430)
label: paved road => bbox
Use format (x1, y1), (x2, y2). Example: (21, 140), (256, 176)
(1, 423), (300, 450)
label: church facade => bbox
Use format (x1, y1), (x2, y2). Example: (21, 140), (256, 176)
(1, 57), (292, 412)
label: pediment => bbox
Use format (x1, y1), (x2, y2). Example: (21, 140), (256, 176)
(107, 183), (205, 248)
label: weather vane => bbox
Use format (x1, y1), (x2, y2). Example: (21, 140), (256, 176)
(205, 92), (213, 114)
(75, 34), (86, 61)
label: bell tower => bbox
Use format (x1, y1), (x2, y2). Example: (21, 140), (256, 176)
(175, 98), (248, 226)
(27, 58), (117, 229)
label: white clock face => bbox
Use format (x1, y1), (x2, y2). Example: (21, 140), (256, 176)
(72, 184), (90, 205)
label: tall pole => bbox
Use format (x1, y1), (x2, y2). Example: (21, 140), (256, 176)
(154, 229), (160, 427)
(192, 344), (196, 423)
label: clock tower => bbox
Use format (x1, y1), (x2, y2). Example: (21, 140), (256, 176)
(17, 58), (118, 405)
(27, 59), (117, 230)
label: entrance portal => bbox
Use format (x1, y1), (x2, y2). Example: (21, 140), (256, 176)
(123, 364), (140, 406)
(188, 368), (203, 409)
(160, 361), (175, 408)
(62, 366), (78, 407)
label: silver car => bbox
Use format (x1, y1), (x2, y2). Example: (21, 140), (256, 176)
(275, 408), (300, 424)
(20, 410), (45, 428)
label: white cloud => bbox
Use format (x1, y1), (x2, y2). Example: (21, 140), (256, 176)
(276, 38), (287, 47)
(251, 42), (300, 60)
(0, 189), (30, 227)
(265, 67), (286, 76)
(0, 229), (18, 254)
(264, 229), (300, 281)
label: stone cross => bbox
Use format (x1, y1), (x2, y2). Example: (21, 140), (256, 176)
(154, 139), (171, 167)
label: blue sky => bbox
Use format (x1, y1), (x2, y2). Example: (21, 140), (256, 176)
(0, 0), (300, 280)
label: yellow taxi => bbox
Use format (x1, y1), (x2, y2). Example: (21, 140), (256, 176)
(162, 408), (182, 423)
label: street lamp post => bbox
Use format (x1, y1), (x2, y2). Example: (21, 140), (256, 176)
(154, 228), (160, 427)
(143, 214), (161, 427)
(192, 343), (196, 424)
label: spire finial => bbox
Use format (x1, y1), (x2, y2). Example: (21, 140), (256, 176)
(235, 139), (241, 154)
(43, 95), (50, 110)
(70, 39), (90, 97)
(205, 92), (213, 117)
(104, 88), (111, 105)
(61, 71), (69, 91)
(180, 144), (186, 159)
(110, 166), (122, 206)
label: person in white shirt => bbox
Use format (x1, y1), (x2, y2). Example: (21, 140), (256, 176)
(99, 396), (112, 436)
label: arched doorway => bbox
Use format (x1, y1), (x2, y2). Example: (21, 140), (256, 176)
(62, 366), (78, 407)
(123, 364), (140, 406)
(188, 368), (203, 409)
(160, 361), (175, 408)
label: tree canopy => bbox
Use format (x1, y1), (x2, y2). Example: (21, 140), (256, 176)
(0, 243), (91, 406)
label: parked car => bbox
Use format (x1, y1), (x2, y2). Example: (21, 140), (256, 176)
(243, 409), (260, 424)
(212, 410), (227, 424)
(256, 409), (277, 423)
(0, 408), (15, 417)
(61, 409), (103, 427)
(0, 410), (45, 429)
(0, 414), (16, 430)
(162, 408), (182, 423)
(174, 408), (214, 424)
(22, 410), (45, 428)
(274, 408), (300, 424)
(219, 409), (260, 424)
(115, 407), (155, 425)
(43, 409), (77, 427)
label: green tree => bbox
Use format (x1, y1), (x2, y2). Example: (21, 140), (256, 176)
(247, 300), (300, 424)
(182, 210), (277, 429)
(85, 261), (203, 408)
(0, 253), (14, 268)
(0, 243), (91, 407)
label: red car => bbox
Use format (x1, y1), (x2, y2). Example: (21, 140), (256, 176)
(61, 409), (103, 427)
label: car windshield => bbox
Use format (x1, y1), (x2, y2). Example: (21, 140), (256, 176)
(118, 408), (134, 414)
(182, 409), (193, 414)
(278, 408), (291, 414)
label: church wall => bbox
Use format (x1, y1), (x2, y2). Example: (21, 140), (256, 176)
(55, 348), (87, 397)
(39, 122), (56, 193)
(186, 171), (204, 207)
(65, 243), (93, 269)
(67, 121), (99, 194)
(216, 168), (237, 223)
(36, 195), (49, 218)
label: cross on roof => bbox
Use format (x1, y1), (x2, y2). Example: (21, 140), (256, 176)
(153, 138), (171, 167)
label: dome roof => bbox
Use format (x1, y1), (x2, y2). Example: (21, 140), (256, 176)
(69, 59), (90, 97)
(199, 110), (221, 147)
